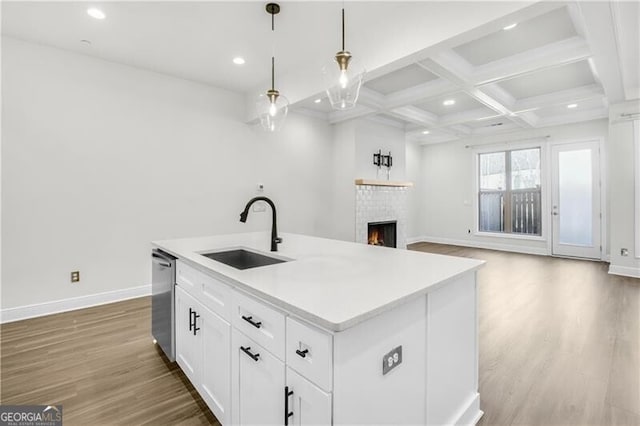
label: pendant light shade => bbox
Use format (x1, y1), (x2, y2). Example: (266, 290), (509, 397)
(323, 8), (365, 110)
(256, 3), (289, 132)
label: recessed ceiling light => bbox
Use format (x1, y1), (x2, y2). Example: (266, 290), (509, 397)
(422, 130), (430, 134)
(87, 8), (106, 20)
(503, 23), (518, 30)
(443, 99), (456, 106)
(314, 98), (322, 104)
(233, 57), (245, 65)
(567, 103), (578, 109)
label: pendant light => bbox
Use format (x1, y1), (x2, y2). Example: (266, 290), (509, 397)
(256, 3), (289, 132)
(322, 5), (365, 110)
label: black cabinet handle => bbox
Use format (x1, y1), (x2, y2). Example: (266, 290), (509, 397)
(240, 346), (260, 362)
(193, 312), (200, 336)
(189, 308), (194, 331)
(295, 349), (309, 358)
(241, 315), (262, 329)
(284, 386), (294, 425)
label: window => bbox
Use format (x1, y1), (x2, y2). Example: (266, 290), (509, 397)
(635, 120), (640, 258)
(478, 148), (541, 236)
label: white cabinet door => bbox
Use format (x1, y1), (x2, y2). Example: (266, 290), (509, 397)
(286, 367), (332, 426)
(200, 306), (231, 425)
(175, 286), (201, 385)
(232, 329), (285, 426)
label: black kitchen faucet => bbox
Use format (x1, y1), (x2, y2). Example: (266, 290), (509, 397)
(239, 196), (282, 252)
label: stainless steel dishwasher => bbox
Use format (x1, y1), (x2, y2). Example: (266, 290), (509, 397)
(151, 249), (177, 362)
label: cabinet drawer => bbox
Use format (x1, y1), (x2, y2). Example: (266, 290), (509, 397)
(176, 260), (231, 322)
(232, 290), (285, 360)
(286, 317), (333, 392)
(176, 260), (201, 296)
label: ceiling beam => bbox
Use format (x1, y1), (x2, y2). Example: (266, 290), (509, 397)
(513, 84), (605, 112)
(384, 78), (458, 110)
(472, 36), (592, 86)
(570, 2), (625, 102)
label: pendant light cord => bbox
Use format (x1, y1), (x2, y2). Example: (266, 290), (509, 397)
(341, 8), (345, 51)
(271, 7), (276, 91)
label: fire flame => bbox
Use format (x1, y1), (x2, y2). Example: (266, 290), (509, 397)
(368, 229), (384, 246)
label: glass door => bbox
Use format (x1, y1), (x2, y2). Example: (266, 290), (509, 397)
(551, 141), (601, 258)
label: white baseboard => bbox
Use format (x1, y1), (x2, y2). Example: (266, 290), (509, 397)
(406, 235), (425, 245)
(452, 392), (482, 426)
(1, 284), (151, 324)
(407, 235), (548, 256)
(608, 264), (640, 278)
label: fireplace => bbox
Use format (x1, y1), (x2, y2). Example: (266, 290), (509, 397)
(367, 221), (397, 248)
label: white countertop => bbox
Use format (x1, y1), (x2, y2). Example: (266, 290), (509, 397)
(153, 232), (484, 332)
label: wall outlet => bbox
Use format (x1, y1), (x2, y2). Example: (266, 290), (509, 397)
(71, 271), (80, 283)
(382, 345), (402, 375)
(621, 248), (629, 256)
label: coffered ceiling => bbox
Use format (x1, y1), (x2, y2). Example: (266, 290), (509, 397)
(2, 1), (638, 144)
(298, 2), (640, 145)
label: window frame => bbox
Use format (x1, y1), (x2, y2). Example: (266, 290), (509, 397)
(635, 120), (640, 258)
(472, 142), (547, 241)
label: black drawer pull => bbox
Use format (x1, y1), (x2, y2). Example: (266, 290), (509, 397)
(193, 312), (200, 336)
(240, 346), (260, 362)
(295, 349), (309, 358)
(189, 308), (194, 331)
(242, 315), (262, 329)
(284, 386), (294, 425)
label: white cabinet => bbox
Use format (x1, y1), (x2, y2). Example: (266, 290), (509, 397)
(286, 367), (332, 426)
(175, 286), (231, 425)
(175, 286), (200, 384)
(200, 306), (231, 425)
(231, 328), (285, 425)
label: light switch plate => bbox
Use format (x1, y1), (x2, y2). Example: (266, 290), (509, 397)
(382, 345), (402, 375)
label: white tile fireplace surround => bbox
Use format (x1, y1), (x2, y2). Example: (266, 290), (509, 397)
(355, 181), (411, 249)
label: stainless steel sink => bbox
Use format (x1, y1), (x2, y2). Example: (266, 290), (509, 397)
(200, 249), (287, 270)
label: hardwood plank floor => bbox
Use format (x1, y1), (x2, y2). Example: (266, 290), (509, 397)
(409, 242), (640, 426)
(1, 244), (639, 425)
(0, 297), (218, 425)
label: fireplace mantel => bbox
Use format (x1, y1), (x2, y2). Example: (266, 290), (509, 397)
(355, 179), (413, 187)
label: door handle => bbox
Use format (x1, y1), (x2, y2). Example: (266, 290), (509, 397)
(193, 311), (200, 336)
(552, 212), (559, 216)
(284, 386), (294, 425)
(240, 346), (260, 362)
(241, 315), (262, 329)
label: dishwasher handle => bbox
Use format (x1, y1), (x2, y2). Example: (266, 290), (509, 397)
(152, 251), (174, 268)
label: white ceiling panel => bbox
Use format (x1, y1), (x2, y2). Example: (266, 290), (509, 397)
(365, 64), (438, 95)
(416, 92), (491, 117)
(453, 7), (577, 66)
(497, 60), (596, 100)
(534, 97), (606, 118)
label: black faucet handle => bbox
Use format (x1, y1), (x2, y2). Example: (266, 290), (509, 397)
(274, 237), (283, 244)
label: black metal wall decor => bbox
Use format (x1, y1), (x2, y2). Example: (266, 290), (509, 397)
(373, 150), (383, 167)
(373, 150), (392, 168)
(373, 149), (393, 180)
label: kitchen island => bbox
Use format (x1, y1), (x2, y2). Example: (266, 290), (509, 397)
(153, 232), (484, 425)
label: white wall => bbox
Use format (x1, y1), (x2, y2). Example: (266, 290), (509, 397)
(1, 37), (334, 311)
(328, 118), (407, 242)
(355, 119), (406, 181)
(608, 100), (640, 277)
(414, 119), (609, 254)
(405, 140), (422, 240)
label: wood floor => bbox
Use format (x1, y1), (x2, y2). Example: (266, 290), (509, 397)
(1, 244), (639, 425)
(410, 243), (640, 426)
(0, 297), (218, 425)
